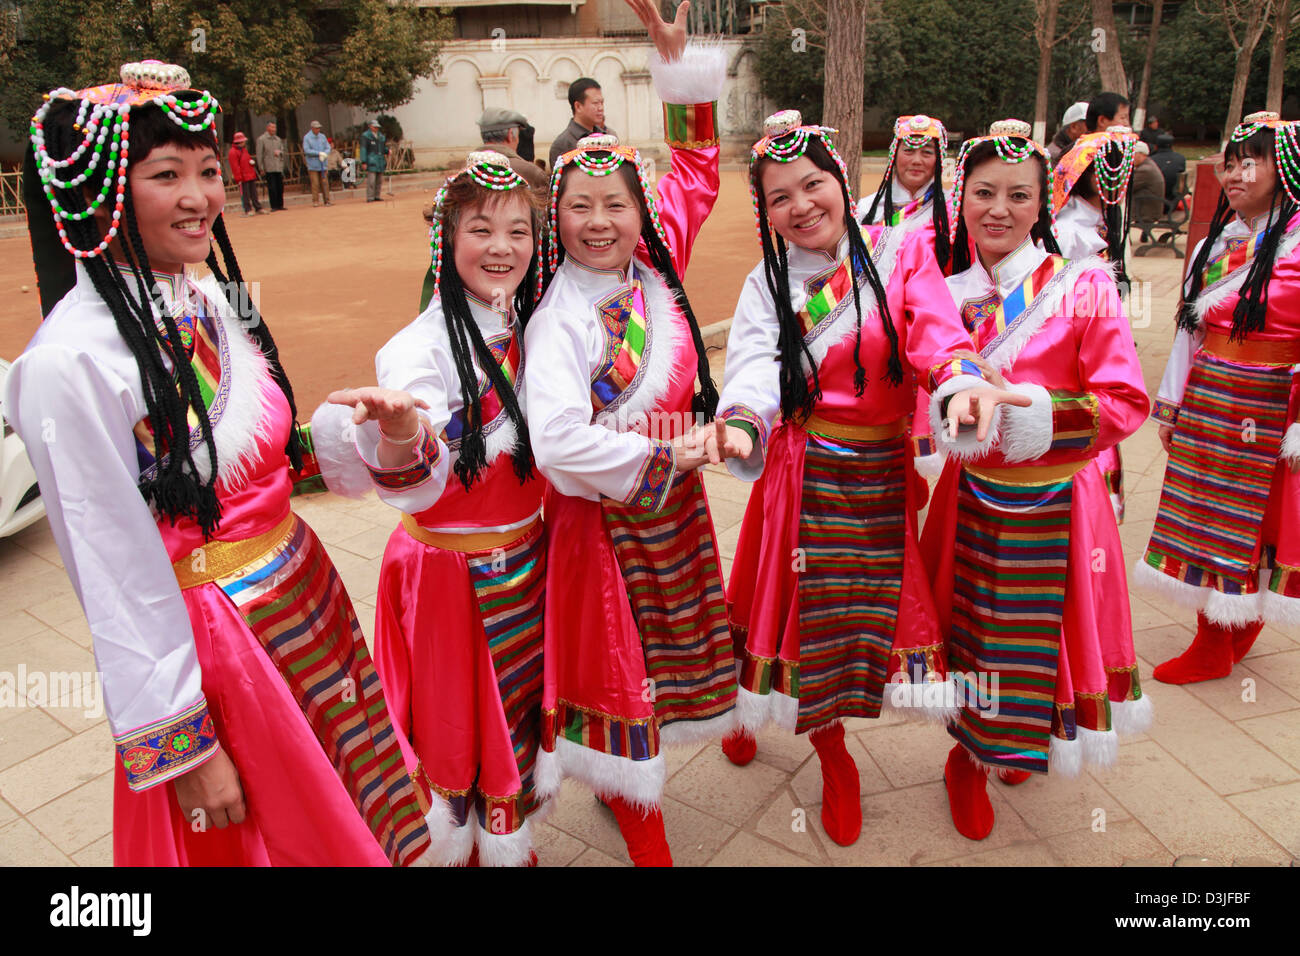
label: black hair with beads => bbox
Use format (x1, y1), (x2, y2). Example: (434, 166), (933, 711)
(950, 138), (1062, 275)
(29, 98), (310, 538)
(432, 180), (538, 490)
(863, 141), (951, 271)
(547, 160), (719, 419)
(1066, 142), (1132, 287)
(755, 133), (902, 424)
(1178, 127), (1298, 341)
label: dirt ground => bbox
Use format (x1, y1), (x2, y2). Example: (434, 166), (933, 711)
(0, 170), (883, 412)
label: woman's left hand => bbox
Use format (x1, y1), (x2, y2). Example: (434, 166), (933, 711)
(625, 0), (689, 62)
(945, 386), (1032, 443)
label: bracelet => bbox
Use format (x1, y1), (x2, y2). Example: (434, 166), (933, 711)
(379, 422), (423, 446)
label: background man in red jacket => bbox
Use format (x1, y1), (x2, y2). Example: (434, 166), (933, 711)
(228, 132), (266, 217)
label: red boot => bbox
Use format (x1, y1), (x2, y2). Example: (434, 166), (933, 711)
(722, 729), (758, 766)
(997, 768), (1032, 786)
(604, 795), (674, 867)
(944, 743), (994, 840)
(1153, 615), (1235, 684)
(1230, 618), (1265, 663)
(810, 722), (861, 846)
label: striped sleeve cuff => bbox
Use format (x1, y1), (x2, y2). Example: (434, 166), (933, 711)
(928, 357), (986, 394)
(115, 699), (220, 792)
(663, 101), (720, 149)
(1047, 390), (1100, 454)
(1151, 398), (1179, 426)
(366, 426), (440, 492)
(624, 439), (676, 512)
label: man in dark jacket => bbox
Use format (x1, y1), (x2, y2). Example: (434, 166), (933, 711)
(548, 78), (616, 170)
(478, 108), (548, 190)
(361, 119), (387, 203)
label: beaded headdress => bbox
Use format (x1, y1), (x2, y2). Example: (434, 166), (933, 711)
(748, 110), (850, 245)
(949, 118), (1057, 242)
(887, 114), (948, 165)
(1050, 125), (1138, 215)
(29, 61), (220, 261)
(1230, 111), (1300, 207)
(427, 149), (529, 292)
(545, 133), (669, 285)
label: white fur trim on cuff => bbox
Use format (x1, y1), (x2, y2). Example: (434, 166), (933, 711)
(928, 373), (1001, 462)
(474, 817), (537, 868)
(997, 381), (1053, 463)
(309, 401), (372, 499)
(914, 452), (944, 479)
(771, 691), (799, 733)
(547, 737), (665, 813)
(411, 792), (475, 867)
(733, 685), (773, 735)
(648, 42), (726, 106)
(1048, 726), (1116, 778)
(1281, 422), (1300, 466)
(1111, 695), (1153, 736)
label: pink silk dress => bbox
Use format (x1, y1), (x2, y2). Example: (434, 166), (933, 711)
(920, 239), (1152, 776)
(5, 268), (428, 866)
(1138, 210), (1300, 627)
(525, 109), (738, 810)
(720, 223), (1001, 735)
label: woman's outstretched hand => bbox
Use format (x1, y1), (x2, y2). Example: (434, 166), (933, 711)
(945, 386), (1032, 443)
(625, 0), (689, 62)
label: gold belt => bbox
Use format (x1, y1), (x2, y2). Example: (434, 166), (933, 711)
(803, 414), (906, 442)
(1202, 329), (1300, 367)
(172, 512), (297, 589)
(401, 512), (540, 553)
(964, 459), (1090, 485)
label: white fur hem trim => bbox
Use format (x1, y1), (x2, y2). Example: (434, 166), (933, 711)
(474, 817), (537, 868)
(771, 691), (799, 733)
(659, 706), (738, 748)
(1260, 588), (1300, 629)
(648, 42), (727, 106)
(411, 792), (476, 867)
(1132, 557), (1265, 627)
(928, 373), (1001, 462)
(1049, 726), (1117, 777)
(542, 737), (665, 813)
(733, 685), (773, 735)
(1111, 695), (1153, 737)
(997, 381), (1053, 463)
(1281, 422), (1300, 466)
(534, 744), (562, 803)
(1110, 492), (1124, 524)
(882, 677), (962, 724)
(309, 401), (373, 499)
(914, 451), (944, 479)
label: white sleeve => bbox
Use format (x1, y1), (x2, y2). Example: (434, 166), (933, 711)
(4, 345), (217, 789)
(524, 306), (676, 509)
(1152, 327), (1202, 425)
(717, 267), (782, 481)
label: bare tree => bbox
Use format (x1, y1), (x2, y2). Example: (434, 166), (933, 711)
(1032, 0), (1062, 144)
(1091, 0), (1129, 93)
(766, 0), (829, 52)
(822, 0), (874, 193)
(1132, 0), (1165, 131)
(1198, 0), (1275, 148)
(1266, 0), (1295, 113)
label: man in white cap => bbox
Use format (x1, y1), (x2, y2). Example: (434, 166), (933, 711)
(360, 118), (387, 202)
(1048, 101), (1089, 165)
(303, 119), (332, 207)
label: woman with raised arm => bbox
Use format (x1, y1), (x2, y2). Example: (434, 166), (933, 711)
(5, 63), (430, 865)
(1136, 112), (1300, 685)
(523, 0), (737, 866)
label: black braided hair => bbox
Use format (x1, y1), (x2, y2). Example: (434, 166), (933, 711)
(432, 183), (538, 489)
(550, 159), (719, 419)
(38, 98), (224, 535)
(1178, 127), (1298, 341)
(1065, 144), (1131, 286)
(864, 147), (952, 271)
(951, 138), (1060, 275)
(754, 134), (902, 424)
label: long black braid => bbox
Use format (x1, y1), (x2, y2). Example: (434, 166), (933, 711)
(950, 139), (1061, 275)
(546, 160), (719, 419)
(864, 148), (951, 271)
(39, 100), (224, 535)
(756, 135), (903, 423)
(1178, 128), (1299, 341)
(435, 222), (536, 489)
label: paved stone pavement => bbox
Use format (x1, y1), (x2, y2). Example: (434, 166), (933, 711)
(2, 250), (1298, 867)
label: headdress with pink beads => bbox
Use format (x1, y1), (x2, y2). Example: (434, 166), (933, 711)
(748, 110), (851, 246)
(1231, 111), (1300, 207)
(949, 118), (1057, 243)
(427, 149), (529, 294)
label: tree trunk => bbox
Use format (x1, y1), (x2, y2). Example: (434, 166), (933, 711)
(1033, 0), (1061, 145)
(1091, 0), (1128, 93)
(1132, 0), (1164, 131)
(1220, 1), (1274, 148)
(824, 0), (869, 196)
(1267, 0), (1291, 113)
